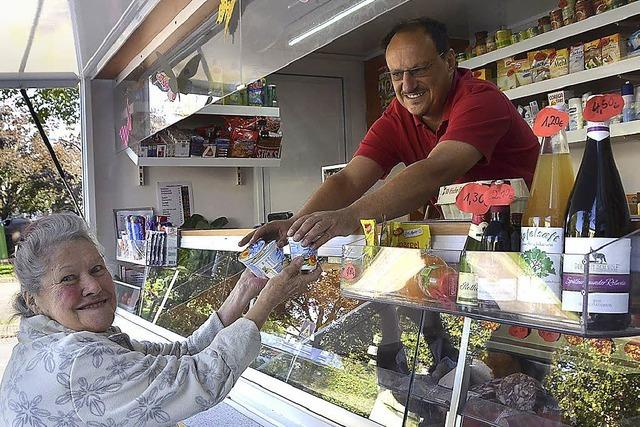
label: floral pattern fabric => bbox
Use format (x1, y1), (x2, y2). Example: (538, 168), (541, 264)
(0, 314), (260, 426)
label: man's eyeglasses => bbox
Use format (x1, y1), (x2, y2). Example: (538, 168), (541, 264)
(387, 51), (446, 82)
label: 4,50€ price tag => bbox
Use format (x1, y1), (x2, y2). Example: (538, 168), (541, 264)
(583, 94), (624, 122)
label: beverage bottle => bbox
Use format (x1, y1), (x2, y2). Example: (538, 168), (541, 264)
(519, 124), (575, 315)
(622, 81), (635, 123)
(477, 204), (517, 311)
(457, 212), (489, 309)
(563, 118), (632, 330)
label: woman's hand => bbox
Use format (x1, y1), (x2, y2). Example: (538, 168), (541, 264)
(217, 269), (267, 327)
(245, 257), (322, 329)
(236, 268), (268, 301)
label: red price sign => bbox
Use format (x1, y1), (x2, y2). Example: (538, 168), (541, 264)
(485, 182), (516, 206)
(341, 262), (358, 281)
(532, 107), (570, 137)
(455, 183), (490, 215)
(583, 94), (624, 122)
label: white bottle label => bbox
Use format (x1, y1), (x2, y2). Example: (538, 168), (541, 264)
(477, 277), (517, 302)
(457, 272), (477, 305)
(519, 227), (564, 303)
(562, 237), (631, 313)
(586, 122), (609, 142)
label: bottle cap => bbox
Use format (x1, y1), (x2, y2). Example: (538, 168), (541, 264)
(622, 81), (634, 96)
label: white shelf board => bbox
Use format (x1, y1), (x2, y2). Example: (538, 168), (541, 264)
(115, 256), (147, 266)
(460, 2), (640, 69)
(566, 120), (640, 144)
(197, 104), (279, 117)
(505, 56), (640, 100)
(125, 147), (281, 167)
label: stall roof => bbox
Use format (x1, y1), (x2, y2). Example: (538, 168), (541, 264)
(0, 0), (80, 87)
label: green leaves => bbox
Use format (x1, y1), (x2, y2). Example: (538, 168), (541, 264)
(522, 248), (556, 278)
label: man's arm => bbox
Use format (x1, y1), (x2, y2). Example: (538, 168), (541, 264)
(290, 140), (482, 248)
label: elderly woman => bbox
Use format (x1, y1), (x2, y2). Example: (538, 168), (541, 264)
(0, 213), (320, 426)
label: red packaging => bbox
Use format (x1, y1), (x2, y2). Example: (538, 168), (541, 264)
(225, 116), (259, 131)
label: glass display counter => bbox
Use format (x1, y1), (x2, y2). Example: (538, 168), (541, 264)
(112, 228), (640, 427)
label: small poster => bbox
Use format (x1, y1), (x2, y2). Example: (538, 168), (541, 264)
(156, 182), (193, 227)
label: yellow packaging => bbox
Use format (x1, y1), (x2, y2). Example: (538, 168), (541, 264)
(549, 48), (569, 78)
(528, 49), (555, 82)
(386, 221), (431, 249)
(472, 68), (492, 81)
(497, 57), (531, 91)
(584, 39), (603, 69)
(601, 34), (625, 65)
(360, 219), (377, 246)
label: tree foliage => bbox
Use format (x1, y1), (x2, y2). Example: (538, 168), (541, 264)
(0, 88), (81, 219)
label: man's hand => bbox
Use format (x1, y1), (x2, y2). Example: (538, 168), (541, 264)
(287, 207), (361, 249)
(238, 218), (293, 248)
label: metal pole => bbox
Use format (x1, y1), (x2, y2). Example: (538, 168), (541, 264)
(446, 316), (472, 427)
(19, 89), (84, 219)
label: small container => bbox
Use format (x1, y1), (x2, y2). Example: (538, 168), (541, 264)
(526, 26), (539, 39)
(238, 239), (285, 279)
(538, 16), (552, 33)
(519, 30), (530, 41)
(486, 35), (496, 52)
(511, 33), (520, 44)
(475, 31), (488, 56)
(550, 9), (564, 30)
(568, 97), (584, 130)
(575, 0), (593, 20)
(562, 6), (576, 25)
(496, 29), (512, 48)
(593, 0), (608, 13)
(288, 238), (319, 272)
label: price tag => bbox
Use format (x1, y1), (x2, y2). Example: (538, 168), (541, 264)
(455, 183), (490, 214)
(485, 182), (516, 206)
(532, 107), (570, 137)
(341, 262), (358, 281)
(583, 94), (624, 122)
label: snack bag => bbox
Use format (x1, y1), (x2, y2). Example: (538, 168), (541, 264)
(386, 222), (431, 249)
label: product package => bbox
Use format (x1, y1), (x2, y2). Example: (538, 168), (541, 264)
(384, 221), (431, 249)
(601, 33), (626, 65)
(584, 39), (603, 69)
(497, 57), (531, 91)
(547, 90), (574, 108)
(549, 48), (569, 78)
(528, 49), (555, 82)
(569, 44), (585, 73)
(214, 138), (231, 157)
(472, 68), (492, 81)
(247, 79), (266, 106)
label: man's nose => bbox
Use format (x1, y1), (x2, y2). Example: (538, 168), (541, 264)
(402, 72), (417, 92)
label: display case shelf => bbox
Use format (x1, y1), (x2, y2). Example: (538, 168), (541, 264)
(460, 2), (640, 70)
(504, 55), (640, 100)
(115, 256), (147, 266)
(124, 147), (281, 168)
(566, 120), (640, 144)
(198, 104), (280, 117)
(340, 245), (640, 339)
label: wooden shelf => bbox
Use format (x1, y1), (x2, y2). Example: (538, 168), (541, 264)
(125, 147), (281, 167)
(460, 2), (640, 70)
(567, 120), (640, 144)
(197, 104), (279, 117)
(504, 55), (640, 100)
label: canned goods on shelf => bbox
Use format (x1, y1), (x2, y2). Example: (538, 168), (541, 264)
(575, 0), (593, 20)
(550, 9), (564, 30)
(562, 6), (576, 25)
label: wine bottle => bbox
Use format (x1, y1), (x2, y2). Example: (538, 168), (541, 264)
(477, 204), (517, 312)
(519, 126), (575, 314)
(563, 119), (631, 331)
(457, 212), (489, 309)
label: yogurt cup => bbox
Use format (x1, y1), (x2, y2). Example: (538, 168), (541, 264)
(288, 238), (318, 272)
(238, 239), (285, 279)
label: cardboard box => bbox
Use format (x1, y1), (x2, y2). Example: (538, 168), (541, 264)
(547, 90), (574, 108)
(436, 178), (530, 220)
(472, 68), (492, 81)
(528, 49), (555, 83)
(584, 39), (603, 69)
(601, 34), (626, 65)
(569, 44), (584, 74)
(549, 48), (569, 78)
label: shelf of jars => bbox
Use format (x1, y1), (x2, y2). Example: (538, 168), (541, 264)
(339, 243), (640, 339)
(459, 2), (640, 70)
(504, 55), (640, 101)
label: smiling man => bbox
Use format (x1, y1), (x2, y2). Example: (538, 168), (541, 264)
(241, 17), (539, 250)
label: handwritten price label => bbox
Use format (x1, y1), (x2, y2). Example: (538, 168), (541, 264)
(455, 183), (490, 214)
(583, 94), (624, 122)
(533, 107), (570, 137)
(340, 262), (358, 281)
(485, 182), (516, 206)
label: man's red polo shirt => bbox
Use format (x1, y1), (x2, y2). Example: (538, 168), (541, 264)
(355, 68), (539, 188)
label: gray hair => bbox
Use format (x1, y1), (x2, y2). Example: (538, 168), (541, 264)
(12, 213), (101, 318)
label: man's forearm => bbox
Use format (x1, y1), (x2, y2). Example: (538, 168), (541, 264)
(295, 174), (365, 219)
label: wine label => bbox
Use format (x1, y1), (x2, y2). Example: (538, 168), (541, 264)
(457, 272), (477, 306)
(519, 227), (563, 303)
(469, 222), (487, 241)
(562, 237), (631, 313)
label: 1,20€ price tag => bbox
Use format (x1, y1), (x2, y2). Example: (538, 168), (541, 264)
(533, 107), (570, 137)
(583, 94), (624, 122)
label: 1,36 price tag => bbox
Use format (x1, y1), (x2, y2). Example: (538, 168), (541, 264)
(583, 94), (624, 122)
(455, 183), (490, 214)
(533, 107), (570, 137)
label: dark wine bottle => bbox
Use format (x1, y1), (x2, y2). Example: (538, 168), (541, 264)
(457, 213), (489, 309)
(477, 205), (517, 311)
(563, 119), (631, 331)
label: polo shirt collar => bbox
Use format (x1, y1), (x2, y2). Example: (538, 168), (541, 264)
(411, 68), (462, 131)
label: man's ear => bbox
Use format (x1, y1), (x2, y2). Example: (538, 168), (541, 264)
(446, 49), (456, 75)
